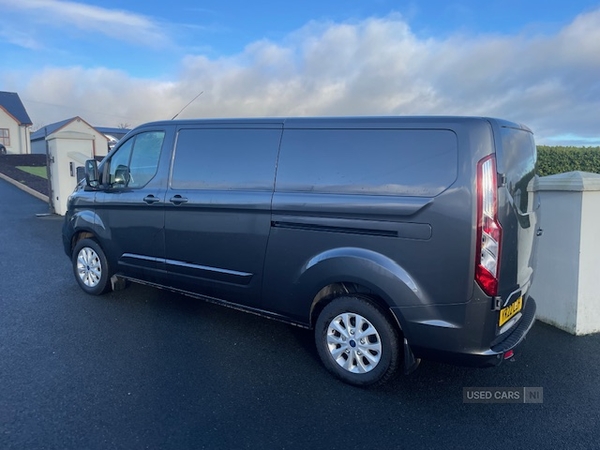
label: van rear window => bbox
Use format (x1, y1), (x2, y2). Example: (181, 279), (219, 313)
(499, 127), (537, 215)
(276, 129), (458, 197)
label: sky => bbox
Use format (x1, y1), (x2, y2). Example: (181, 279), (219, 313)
(1, 0), (599, 145)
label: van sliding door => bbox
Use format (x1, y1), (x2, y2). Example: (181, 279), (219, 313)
(164, 125), (282, 307)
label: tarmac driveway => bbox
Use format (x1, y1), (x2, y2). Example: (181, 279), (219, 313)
(1, 178), (599, 449)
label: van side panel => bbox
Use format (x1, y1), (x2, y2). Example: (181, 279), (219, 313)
(262, 120), (488, 324)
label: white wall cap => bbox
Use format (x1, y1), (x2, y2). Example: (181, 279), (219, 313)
(535, 171), (600, 192)
(67, 151), (92, 165)
(46, 131), (95, 141)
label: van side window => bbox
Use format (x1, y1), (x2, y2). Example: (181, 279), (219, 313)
(170, 128), (281, 190)
(276, 129), (458, 197)
(107, 131), (165, 188)
(108, 139), (133, 187)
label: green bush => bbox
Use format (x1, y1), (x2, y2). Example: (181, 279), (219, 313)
(536, 146), (600, 177)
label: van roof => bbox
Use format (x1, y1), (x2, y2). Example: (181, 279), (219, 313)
(139, 116), (531, 133)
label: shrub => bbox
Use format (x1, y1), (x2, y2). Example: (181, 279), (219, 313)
(536, 146), (600, 177)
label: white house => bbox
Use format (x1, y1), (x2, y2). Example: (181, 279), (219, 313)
(30, 116), (130, 158)
(0, 91), (32, 155)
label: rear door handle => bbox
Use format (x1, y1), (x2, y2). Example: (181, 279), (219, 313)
(143, 195), (160, 204)
(170, 195), (188, 205)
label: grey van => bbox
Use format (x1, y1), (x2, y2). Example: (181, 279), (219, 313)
(63, 116), (539, 386)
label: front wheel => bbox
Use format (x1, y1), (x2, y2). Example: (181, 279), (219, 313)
(315, 296), (401, 387)
(72, 238), (111, 295)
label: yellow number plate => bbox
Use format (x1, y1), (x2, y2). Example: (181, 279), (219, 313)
(499, 296), (523, 326)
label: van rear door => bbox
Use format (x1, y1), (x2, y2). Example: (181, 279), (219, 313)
(492, 121), (539, 330)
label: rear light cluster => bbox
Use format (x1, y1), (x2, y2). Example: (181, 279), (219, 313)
(475, 155), (502, 297)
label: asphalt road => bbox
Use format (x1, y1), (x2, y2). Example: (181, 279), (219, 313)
(1, 178), (599, 450)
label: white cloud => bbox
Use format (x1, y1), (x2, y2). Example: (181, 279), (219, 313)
(0, 26), (43, 50)
(20, 67), (176, 127)
(9, 9), (600, 144)
(0, 0), (170, 48)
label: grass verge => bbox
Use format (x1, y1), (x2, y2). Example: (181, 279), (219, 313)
(16, 166), (48, 179)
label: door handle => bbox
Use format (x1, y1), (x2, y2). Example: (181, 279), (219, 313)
(143, 195), (160, 204)
(170, 195), (188, 205)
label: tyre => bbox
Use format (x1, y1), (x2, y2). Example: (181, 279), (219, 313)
(315, 296), (400, 387)
(72, 238), (111, 295)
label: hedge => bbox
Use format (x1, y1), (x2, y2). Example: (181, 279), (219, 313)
(536, 146), (600, 177)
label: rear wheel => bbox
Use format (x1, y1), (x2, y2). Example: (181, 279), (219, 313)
(315, 296), (400, 387)
(72, 238), (111, 295)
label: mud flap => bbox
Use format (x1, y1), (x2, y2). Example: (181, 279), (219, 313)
(403, 337), (421, 374)
(110, 275), (128, 291)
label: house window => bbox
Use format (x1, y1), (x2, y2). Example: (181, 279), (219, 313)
(0, 129), (9, 147)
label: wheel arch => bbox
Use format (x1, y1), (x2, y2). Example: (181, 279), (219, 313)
(70, 228), (120, 276)
(66, 209), (109, 254)
(71, 230), (96, 253)
(303, 247), (427, 331)
(309, 283), (398, 330)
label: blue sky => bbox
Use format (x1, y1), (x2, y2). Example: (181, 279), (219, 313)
(1, 0), (599, 144)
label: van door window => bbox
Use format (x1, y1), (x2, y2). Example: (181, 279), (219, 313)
(107, 131), (165, 188)
(170, 128), (281, 190)
(108, 139), (133, 187)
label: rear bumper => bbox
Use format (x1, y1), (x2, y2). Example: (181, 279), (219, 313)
(392, 296), (537, 368)
(490, 296), (536, 355)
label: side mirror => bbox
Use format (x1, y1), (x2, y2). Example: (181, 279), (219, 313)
(114, 164), (131, 186)
(85, 159), (100, 188)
